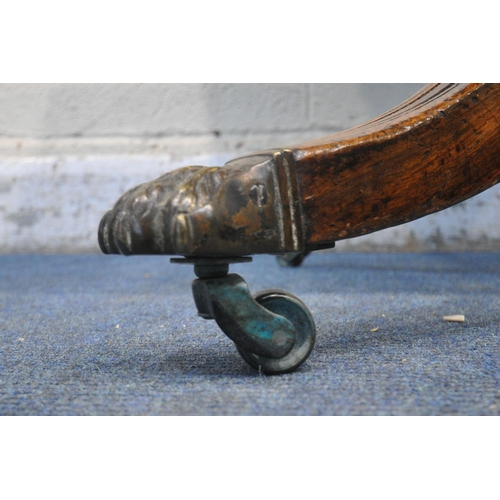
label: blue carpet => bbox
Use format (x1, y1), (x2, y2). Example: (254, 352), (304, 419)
(1, 252), (499, 415)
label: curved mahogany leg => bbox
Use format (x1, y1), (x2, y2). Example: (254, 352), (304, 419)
(294, 83), (500, 248)
(99, 83), (500, 257)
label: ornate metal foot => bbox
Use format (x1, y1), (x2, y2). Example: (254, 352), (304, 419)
(171, 257), (316, 374)
(97, 151), (317, 374)
(98, 151), (307, 258)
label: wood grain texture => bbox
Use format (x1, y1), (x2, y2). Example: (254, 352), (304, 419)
(292, 83), (500, 247)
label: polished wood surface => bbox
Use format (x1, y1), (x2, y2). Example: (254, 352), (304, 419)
(292, 83), (500, 247)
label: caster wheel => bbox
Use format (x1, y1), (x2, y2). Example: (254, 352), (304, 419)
(236, 290), (316, 374)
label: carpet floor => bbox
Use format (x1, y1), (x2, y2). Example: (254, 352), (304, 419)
(1, 252), (499, 415)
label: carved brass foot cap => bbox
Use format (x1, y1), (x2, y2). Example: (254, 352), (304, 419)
(98, 152), (306, 257)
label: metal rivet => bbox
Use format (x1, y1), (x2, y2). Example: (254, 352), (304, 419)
(249, 184), (269, 207)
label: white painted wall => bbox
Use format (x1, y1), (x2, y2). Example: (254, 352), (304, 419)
(1, 83), (499, 253)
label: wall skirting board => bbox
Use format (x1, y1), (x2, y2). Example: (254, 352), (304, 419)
(2, 153), (500, 254)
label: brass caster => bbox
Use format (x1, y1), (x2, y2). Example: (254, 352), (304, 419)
(171, 257), (316, 374)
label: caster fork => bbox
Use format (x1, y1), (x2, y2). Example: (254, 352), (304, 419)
(171, 257), (316, 374)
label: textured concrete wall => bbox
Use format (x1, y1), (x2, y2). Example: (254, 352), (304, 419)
(1, 83), (499, 253)
(0, 83), (423, 141)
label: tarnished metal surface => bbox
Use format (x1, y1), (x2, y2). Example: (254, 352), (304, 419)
(98, 151), (305, 257)
(192, 273), (296, 359)
(171, 256), (314, 370)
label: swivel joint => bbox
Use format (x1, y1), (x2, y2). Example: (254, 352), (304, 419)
(172, 257), (316, 374)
